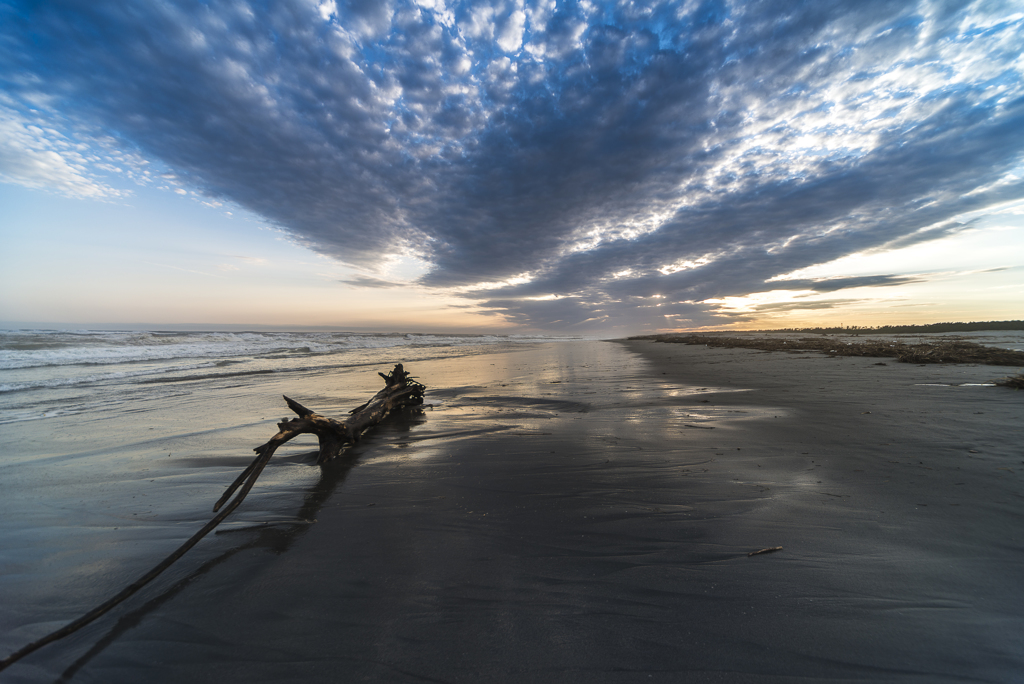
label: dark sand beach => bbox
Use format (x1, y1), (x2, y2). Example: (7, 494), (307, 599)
(3, 338), (1024, 682)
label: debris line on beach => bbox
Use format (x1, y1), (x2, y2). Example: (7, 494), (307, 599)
(0, 364), (425, 673)
(631, 335), (1024, 366)
(993, 373), (1024, 389)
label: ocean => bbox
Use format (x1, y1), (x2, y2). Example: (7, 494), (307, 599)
(0, 329), (588, 670)
(0, 330), (589, 424)
(3, 329), (1023, 681)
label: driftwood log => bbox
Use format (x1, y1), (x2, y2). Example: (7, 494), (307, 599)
(215, 363), (425, 509)
(0, 364), (425, 672)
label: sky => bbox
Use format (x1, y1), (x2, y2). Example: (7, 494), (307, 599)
(1, 0), (1022, 334)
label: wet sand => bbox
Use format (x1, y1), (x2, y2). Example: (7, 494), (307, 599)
(3, 340), (1024, 682)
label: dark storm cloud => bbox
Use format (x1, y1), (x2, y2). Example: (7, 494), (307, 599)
(2, 0), (1022, 329)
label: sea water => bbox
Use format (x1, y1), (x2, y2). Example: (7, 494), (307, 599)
(0, 330), (587, 424)
(0, 329), (584, 660)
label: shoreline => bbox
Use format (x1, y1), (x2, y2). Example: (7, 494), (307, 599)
(4, 339), (1023, 682)
(627, 330), (1024, 366)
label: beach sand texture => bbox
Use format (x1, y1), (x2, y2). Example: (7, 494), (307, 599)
(2, 338), (1023, 682)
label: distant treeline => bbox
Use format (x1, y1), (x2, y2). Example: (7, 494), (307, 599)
(753, 321), (1024, 334)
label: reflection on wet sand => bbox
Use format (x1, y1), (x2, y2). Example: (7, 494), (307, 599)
(3, 339), (1023, 682)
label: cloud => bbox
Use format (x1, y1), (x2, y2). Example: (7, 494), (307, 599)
(2, 0), (1023, 329)
(778, 275), (926, 293)
(0, 104), (126, 198)
(341, 274), (403, 288)
(709, 298), (868, 317)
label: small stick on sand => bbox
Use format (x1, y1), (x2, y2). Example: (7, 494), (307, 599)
(748, 546), (783, 557)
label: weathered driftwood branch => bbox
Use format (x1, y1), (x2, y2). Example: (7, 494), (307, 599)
(0, 364), (425, 673)
(748, 546), (783, 557)
(214, 363), (424, 510)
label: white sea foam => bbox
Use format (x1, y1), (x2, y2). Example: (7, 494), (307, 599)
(0, 329), (583, 422)
(0, 360), (222, 393)
(0, 330), (579, 370)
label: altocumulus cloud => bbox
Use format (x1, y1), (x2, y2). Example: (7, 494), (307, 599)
(2, 0), (1023, 329)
